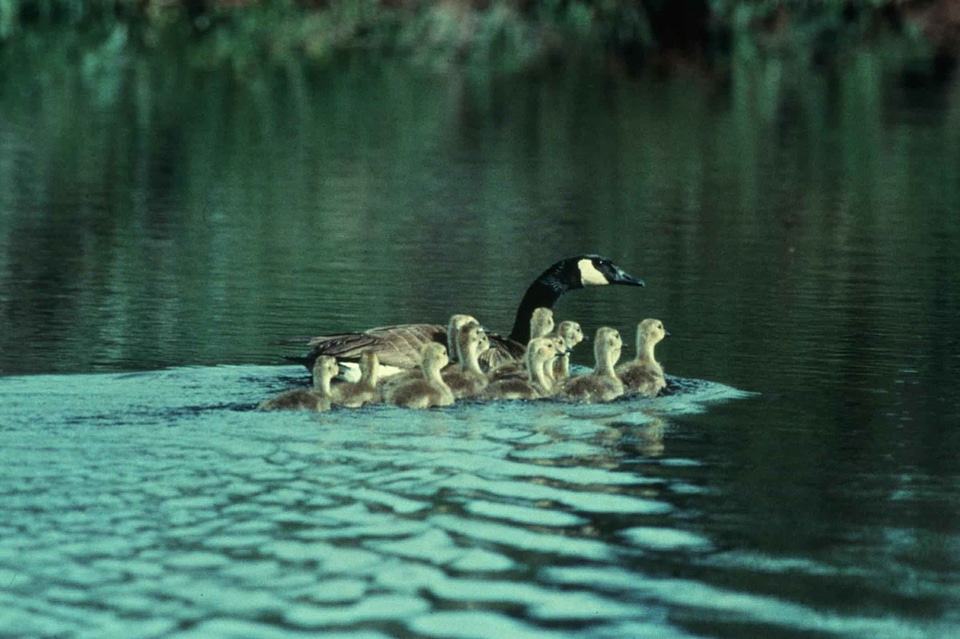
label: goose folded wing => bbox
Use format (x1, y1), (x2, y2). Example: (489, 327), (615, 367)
(478, 333), (526, 370)
(301, 324), (446, 369)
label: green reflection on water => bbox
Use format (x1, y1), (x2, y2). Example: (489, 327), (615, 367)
(0, 37), (959, 385)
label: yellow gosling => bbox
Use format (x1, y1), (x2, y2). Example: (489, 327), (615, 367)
(259, 356), (338, 412)
(530, 307), (555, 339)
(480, 337), (559, 401)
(330, 349), (381, 408)
(547, 320), (585, 382)
(379, 313), (477, 395)
(385, 343), (455, 409)
(486, 307), (554, 378)
(558, 327), (624, 403)
(616, 318), (668, 398)
(445, 314), (480, 367)
(443, 323), (491, 399)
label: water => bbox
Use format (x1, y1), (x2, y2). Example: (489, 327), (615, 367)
(3, 366), (752, 638)
(2, 38), (960, 638)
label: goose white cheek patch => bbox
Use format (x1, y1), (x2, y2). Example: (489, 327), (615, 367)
(578, 260), (609, 286)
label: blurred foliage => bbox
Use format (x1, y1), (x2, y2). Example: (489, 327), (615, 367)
(0, 0), (954, 78)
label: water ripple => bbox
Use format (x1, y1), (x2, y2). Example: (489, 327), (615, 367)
(4, 365), (944, 639)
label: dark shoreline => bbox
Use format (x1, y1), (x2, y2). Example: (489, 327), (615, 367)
(1, 1), (957, 81)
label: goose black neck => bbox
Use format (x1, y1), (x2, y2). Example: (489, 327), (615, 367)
(508, 264), (576, 343)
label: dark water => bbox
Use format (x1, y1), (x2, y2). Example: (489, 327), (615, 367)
(2, 39), (960, 638)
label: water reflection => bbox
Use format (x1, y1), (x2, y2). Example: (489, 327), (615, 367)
(2, 45), (959, 382)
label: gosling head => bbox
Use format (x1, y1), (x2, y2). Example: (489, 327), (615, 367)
(476, 326), (491, 354)
(313, 356), (340, 382)
(528, 336), (560, 361)
(458, 322), (487, 358)
(594, 327), (623, 366)
(530, 307), (555, 339)
(447, 314), (479, 334)
(545, 335), (568, 356)
(557, 321), (584, 350)
(637, 319), (668, 349)
(420, 342), (450, 373)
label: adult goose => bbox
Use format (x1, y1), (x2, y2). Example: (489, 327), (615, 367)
(286, 255), (644, 375)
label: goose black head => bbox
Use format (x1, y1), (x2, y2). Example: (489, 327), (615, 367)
(574, 255), (646, 288)
(535, 255), (645, 293)
(509, 255), (646, 344)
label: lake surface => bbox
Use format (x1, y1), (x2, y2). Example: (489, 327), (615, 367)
(2, 38), (960, 638)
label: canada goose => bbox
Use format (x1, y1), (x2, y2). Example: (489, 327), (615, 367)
(329, 349), (381, 408)
(551, 320), (585, 381)
(479, 337), (559, 401)
(558, 327), (624, 403)
(385, 343), (455, 409)
(284, 255), (644, 374)
(443, 322), (491, 399)
(617, 318), (668, 397)
(258, 356), (338, 411)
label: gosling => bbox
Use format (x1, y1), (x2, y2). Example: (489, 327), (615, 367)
(259, 356), (339, 411)
(480, 337), (559, 401)
(550, 320), (585, 381)
(480, 306), (554, 377)
(385, 343), (455, 409)
(486, 307), (555, 378)
(443, 322), (491, 399)
(330, 349), (381, 408)
(380, 313), (478, 396)
(445, 313), (480, 367)
(558, 326), (624, 403)
(616, 318), (668, 398)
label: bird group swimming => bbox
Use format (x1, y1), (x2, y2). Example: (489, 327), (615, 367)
(260, 255), (670, 412)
